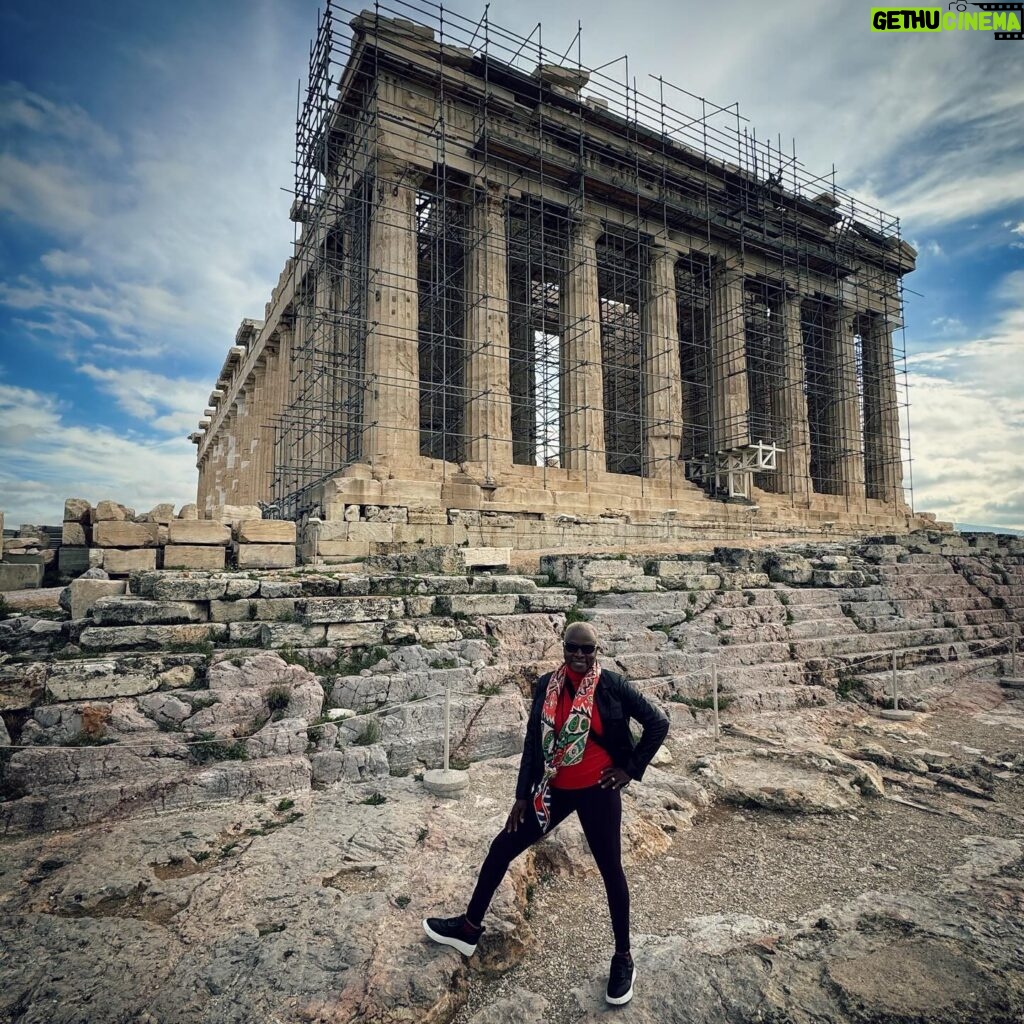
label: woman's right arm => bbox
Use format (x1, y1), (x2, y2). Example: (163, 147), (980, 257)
(514, 675), (547, 801)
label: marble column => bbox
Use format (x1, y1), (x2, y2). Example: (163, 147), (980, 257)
(508, 270), (536, 466)
(641, 242), (684, 477)
(862, 313), (904, 504)
(834, 309), (866, 500)
(463, 183), (512, 476)
(710, 264), (750, 495)
(559, 214), (605, 475)
(776, 293), (812, 499)
(363, 157), (421, 465)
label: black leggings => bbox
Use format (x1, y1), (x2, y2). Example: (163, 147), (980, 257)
(466, 784), (630, 953)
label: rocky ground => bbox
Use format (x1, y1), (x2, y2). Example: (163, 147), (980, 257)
(1, 675), (1022, 1024)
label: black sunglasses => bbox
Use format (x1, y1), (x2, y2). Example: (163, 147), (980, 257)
(564, 642), (597, 655)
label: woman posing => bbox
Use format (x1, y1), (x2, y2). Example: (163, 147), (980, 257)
(423, 620), (670, 1006)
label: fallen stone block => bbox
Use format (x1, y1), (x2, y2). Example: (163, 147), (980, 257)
(63, 498), (91, 524)
(517, 591), (578, 613)
(720, 572), (771, 590)
(236, 543), (296, 569)
(69, 578), (127, 620)
(45, 659), (163, 702)
(237, 520), (297, 544)
(61, 522), (88, 546)
(147, 575), (228, 601)
(168, 520), (231, 546)
(461, 547), (511, 571)
(163, 545), (226, 570)
(90, 597), (208, 626)
(812, 569), (866, 587)
(211, 504), (263, 527)
(210, 599), (254, 623)
(93, 522), (160, 548)
(767, 553), (814, 585)
(0, 563), (44, 592)
(300, 596), (404, 624)
(58, 546), (91, 577)
(102, 549), (159, 575)
(93, 500), (133, 522)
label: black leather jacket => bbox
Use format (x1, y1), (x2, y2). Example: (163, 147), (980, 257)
(515, 668), (670, 800)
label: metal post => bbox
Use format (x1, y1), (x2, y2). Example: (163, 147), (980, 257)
(712, 662), (720, 743)
(891, 649), (899, 712)
(443, 677), (451, 773)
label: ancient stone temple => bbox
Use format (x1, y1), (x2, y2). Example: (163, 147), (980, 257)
(194, 3), (930, 552)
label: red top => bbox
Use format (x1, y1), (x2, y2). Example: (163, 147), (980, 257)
(552, 666), (613, 789)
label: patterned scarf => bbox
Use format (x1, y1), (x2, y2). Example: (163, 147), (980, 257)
(532, 659), (601, 832)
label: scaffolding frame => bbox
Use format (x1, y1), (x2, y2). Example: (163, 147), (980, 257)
(261, 0), (914, 521)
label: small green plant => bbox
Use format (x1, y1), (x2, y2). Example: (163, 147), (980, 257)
(189, 733), (249, 764)
(65, 732), (117, 747)
(353, 718), (381, 746)
(266, 686), (291, 718)
(395, 895), (411, 909)
(565, 607), (589, 624)
(389, 766), (409, 777)
(777, 592), (790, 606)
(478, 682), (501, 697)
(836, 670), (863, 701)
(430, 656), (458, 670)
(743, 590), (757, 606)
(449, 754), (470, 771)
(485, 635), (499, 649)
(360, 792), (387, 806)
(221, 840), (240, 857)
(164, 641), (215, 658)
(649, 623), (672, 635)
(669, 692), (734, 713)
(416, 827), (428, 845)
(276, 798), (295, 812)
(193, 850), (211, 863)
(336, 646), (389, 676)
(688, 592), (697, 606)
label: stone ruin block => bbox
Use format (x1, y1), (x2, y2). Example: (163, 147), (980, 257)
(168, 520), (231, 545)
(236, 544), (296, 569)
(298, 596), (404, 624)
(90, 597), (208, 627)
(237, 519), (297, 544)
(93, 500), (134, 522)
(102, 549), (158, 575)
(68, 579), (127, 620)
(0, 563), (44, 592)
(61, 522), (89, 547)
(163, 545), (226, 570)
(92, 522), (161, 548)
(63, 498), (91, 524)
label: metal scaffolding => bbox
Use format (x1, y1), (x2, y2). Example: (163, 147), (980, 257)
(260, 0), (913, 521)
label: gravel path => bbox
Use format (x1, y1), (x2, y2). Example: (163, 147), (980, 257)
(453, 696), (1024, 1024)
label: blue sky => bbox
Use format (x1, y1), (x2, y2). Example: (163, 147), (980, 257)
(0, 1), (1022, 529)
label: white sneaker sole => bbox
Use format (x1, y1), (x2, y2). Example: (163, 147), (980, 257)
(606, 966), (636, 1005)
(422, 919), (478, 957)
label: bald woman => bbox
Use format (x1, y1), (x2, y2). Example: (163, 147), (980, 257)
(424, 620), (669, 1005)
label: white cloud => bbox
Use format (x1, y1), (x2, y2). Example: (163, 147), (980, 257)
(0, 383), (197, 525)
(76, 364), (210, 436)
(40, 249), (91, 276)
(0, 82), (119, 157)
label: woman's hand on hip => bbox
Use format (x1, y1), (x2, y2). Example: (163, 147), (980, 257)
(505, 798), (530, 833)
(599, 766), (632, 790)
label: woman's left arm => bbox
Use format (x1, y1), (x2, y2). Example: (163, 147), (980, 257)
(620, 678), (669, 781)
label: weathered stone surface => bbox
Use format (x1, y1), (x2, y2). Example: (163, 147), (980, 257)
(45, 659), (163, 701)
(177, 503), (199, 520)
(61, 522), (87, 546)
(259, 580), (303, 598)
(93, 522), (160, 548)
(162, 545), (226, 570)
(93, 500), (133, 521)
(436, 594), (518, 616)
(168, 520), (231, 545)
(236, 543), (296, 569)
(260, 622), (327, 648)
(462, 547), (512, 570)
(300, 596), (404, 624)
(517, 591), (578, 613)
(57, 546), (91, 576)
(767, 552), (814, 584)
(138, 503), (176, 524)
(63, 497), (91, 523)
(310, 745), (390, 784)
(78, 623), (226, 651)
(246, 717), (308, 758)
(103, 549), (158, 574)
(326, 621), (387, 646)
(148, 575), (228, 601)
(250, 597), (299, 621)
(813, 569), (866, 587)
(211, 503), (262, 527)
(90, 597), (208, 627)
(69, 578), (127, 619)
(0, 563), (44, 592)
(237, 519), (297, 544)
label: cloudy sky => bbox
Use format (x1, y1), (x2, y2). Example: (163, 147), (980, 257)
(0, 0), (1021, 530)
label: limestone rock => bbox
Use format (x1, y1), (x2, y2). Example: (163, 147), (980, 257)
(93, 500), (134, 522)
(69, 577), (128, 622)
(177, 503), (199, 520)
(89, 597), (207, 627)
(767, 552), (814, 585)
(63, 498), (91, 523)
(246, 717), (308, 758)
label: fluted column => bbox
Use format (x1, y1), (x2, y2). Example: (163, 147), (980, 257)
(641, 242), (684, 477)
(463, 183), (512, 476)
(710, 264), (749, 495)
(508, 269), (535, 466)
(777, 294), (812, 498)
(559, 214), (605, 474)
(834, 309), (866, 500)
(363, 157), (421, 465)
(862, 314), (904, 505)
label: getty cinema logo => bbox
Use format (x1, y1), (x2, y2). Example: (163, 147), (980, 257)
(871, 2), (1023, 38)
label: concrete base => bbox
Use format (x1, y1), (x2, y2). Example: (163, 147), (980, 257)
(422, 768), (470, 798)
(879, 709), (916, 721)
(998, 677), (1024, 691)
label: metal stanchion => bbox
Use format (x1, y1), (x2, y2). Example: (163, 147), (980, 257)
(712, 662), (720, 743)
(880, 648), (915, 720)
(423, 676), (469, 797)
(1001, 621), (1024, 691)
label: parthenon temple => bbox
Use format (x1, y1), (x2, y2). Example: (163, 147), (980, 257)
(194, 1), (931, 552)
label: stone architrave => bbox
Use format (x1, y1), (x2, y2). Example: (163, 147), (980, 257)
(559, 214), (605, 475)
(362, 157), (421, 466)
(861, 313), (904, 505)
(463, 183), (513, 476)
(641, 242), (684, 477)
(835, 309), (866, 500)
(776, 293), (812, 498)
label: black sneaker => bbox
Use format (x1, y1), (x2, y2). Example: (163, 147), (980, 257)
(422, 914), (484, 956)
(606, 952), (636, 1005)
